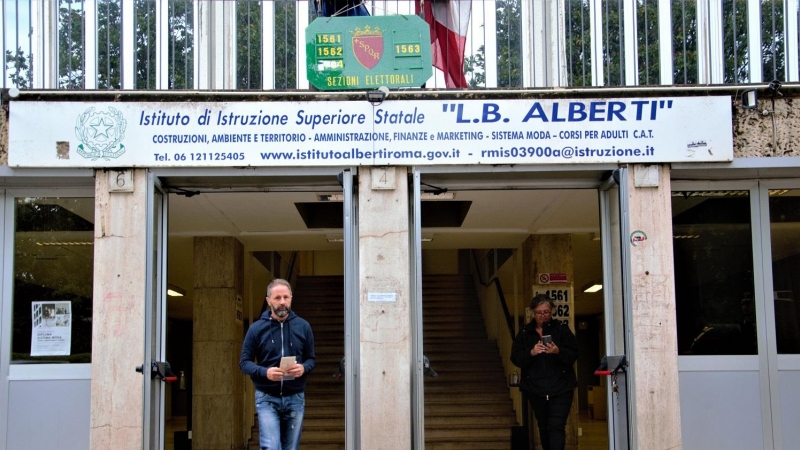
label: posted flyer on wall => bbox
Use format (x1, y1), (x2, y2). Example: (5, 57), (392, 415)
(30, 301), (72, 356)
(9, 96), (733, 167)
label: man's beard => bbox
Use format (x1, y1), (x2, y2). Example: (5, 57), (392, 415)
(272, 305), (290, 318)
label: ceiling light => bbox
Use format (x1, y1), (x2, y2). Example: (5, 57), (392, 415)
(326, 234), (344, 243)
(769, 189), (790, 196)
(583, 284), (602, 293)
(421, 192), (455, 200)
(318, 194), (344, 202)
(318, 193), (455, 201)
(167, 284), (186, 297)
(672, 191), (748, 198)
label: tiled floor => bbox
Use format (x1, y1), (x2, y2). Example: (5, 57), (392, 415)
(578, 412), (610, 449)
(164, 416), (188, 450)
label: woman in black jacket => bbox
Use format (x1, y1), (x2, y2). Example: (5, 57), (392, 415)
(511, 294), (579, 450)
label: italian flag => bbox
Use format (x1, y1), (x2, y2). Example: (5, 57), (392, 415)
(416, 0), (472, 89)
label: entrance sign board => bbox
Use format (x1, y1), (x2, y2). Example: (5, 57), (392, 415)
(8, 96), (733, 167)
(305, 16), (432, 90)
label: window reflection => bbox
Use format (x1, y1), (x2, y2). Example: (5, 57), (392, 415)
(12, 198), (94, 363)
(672, 191), (757, 355)
(769, 189), (800, 354)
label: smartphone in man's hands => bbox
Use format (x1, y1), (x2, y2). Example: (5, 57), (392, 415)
(541, 335), (553, 345)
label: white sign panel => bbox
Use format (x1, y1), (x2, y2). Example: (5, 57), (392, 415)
(368, 292), (397, 302)
(31, 301), (72, 356)
(9, 97), (732, 167)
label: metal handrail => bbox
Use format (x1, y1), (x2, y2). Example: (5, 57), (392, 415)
(471, 250), (515, 341)
(287, 251), (299, 285)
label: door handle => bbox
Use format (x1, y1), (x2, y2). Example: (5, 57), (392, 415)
(152, 360), (178, 382)
(136, 360), (178, 382)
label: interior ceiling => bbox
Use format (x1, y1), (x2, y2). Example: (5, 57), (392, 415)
(167, 188), (601, 249)
(165, 185), (605, 319)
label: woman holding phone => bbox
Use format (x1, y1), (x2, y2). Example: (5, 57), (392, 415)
(511, 294), (579, 450)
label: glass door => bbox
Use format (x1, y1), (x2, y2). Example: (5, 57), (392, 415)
(411, 166), (614, 449)
(144, 172), (168, 450)
(409, 170), (424, 450)
(152, 167), (356, 450)
(342, 168), (360, 450)
(599, 167), (633, 450)
(1, 187), (96, 449)
(672, 180), (771, 449)
(758, 181), (800, 449)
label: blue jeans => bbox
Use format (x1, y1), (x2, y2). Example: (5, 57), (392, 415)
(255, 390), (305, 450)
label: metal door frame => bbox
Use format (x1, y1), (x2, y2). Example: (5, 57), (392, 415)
(758, 179), (800, 450)
(145, 166), (359, 449)
(0, 183), (95, 449)
(410, 170), (425, 450)
(599, 168), (634, 450)
(144, 171), (168, 450)
(342, 169), (360, 450)
(671, 157), (800, 449)
(411, 164), (630, 449)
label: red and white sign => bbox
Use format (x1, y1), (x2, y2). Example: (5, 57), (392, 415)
(538, 273), (568, 284)
(353, 31), (383, 70)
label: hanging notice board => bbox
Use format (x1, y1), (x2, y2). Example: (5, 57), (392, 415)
(305, 15), (432, 90)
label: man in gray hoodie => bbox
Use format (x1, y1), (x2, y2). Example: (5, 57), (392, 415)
(239, 278), (316, 450)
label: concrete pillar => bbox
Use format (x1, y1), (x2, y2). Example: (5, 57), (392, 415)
(522, 235), (579, 450)
(192, 237), (245, 450)
(625, 164), (682, 449)
(90, 169), (147, 450)
(358, 167), (411, 449)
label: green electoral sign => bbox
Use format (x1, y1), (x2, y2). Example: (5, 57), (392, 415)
(306, 15), (432, 91)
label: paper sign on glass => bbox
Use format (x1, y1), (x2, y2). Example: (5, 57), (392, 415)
(30, 301), (72, 356)
(280, 356), (297, 380)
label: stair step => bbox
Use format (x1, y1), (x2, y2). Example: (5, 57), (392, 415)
(426, 415), (517, 426)
(425, 443), (510, 450)
(426, 428), (511, 440)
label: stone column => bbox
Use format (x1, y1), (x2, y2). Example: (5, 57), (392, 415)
(90, 169), (147, 450)
(358, 167), (411, 449)
(193, 237), (245, 450)
(522, 234), (579, 450)
(626, 164), (682, 449)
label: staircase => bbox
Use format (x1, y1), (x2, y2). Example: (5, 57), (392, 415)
(423, 274), (516, 449)
(247, 274), (515, 449)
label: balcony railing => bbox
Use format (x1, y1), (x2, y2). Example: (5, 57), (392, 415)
(2, 0), (798, 91)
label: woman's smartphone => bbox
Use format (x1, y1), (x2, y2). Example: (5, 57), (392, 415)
(541, 335), (553, 345)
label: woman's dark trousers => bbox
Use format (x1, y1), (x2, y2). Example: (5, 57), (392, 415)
(529, 390), (574, 450)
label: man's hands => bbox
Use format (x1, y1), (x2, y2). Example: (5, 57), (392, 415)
(530, 341), (560, 356)
(266, 364), (305, 381)
(286, 363), (305, 378)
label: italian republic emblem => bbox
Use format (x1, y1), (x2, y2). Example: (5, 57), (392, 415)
(352, 26), (383, 70)
(74, 107), (127, 161)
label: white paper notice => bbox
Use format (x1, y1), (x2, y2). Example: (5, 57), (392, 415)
(30, 301), (72, 356)
(368, 292), (397, 302)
